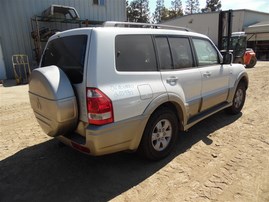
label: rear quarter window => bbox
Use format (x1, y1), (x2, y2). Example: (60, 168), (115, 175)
(41, 35), (88, 84)
(115, 35), (157, 71)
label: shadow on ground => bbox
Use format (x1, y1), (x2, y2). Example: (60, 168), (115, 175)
(1, 79), (28, 87)
(0, 111), (241, 201)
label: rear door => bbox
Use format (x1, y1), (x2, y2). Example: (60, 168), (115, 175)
(192, 38), (230, 111)
(157, 36), (202, 118)
(41, 30), (91, 122)
(109, 34), (166, 122)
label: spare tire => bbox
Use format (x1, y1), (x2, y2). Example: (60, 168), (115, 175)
(28, 65), (78, 137)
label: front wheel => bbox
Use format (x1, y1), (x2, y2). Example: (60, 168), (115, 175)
(226, 83), (246, 115)
(138, 107), (178, 160)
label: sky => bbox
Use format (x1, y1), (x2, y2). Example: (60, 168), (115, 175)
(148, 0), (269, 14)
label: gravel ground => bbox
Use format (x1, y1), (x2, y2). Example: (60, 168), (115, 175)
(0, 62), (268, 202)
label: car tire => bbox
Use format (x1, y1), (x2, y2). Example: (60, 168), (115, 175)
(246, 56), (257, 68)
(226, 83), (246, 115)
(138, 107), (178, 160)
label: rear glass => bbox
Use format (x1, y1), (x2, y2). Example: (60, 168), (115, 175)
(41, 35), (87, 84)
(115, 35), (157, 71)
(155, 36), (173, 70)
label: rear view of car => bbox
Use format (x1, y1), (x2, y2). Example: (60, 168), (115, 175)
(29, 30), (89, 137)
(29, 27), (151, 157)
(28, 22), (248, 160)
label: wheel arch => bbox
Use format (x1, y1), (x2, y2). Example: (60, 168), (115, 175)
(143, 94), (187, 131)
(138, 102), (182, 160)
(238, 74), (249, 90)
(228, 72), (249, 102)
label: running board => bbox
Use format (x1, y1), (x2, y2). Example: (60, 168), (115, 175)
(185, 102), (232, 131)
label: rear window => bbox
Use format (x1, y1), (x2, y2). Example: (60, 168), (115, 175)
(155, 36), (173, 70)
(155, 36), (194, 70)
(41, 35), (88, 84)
(169, 37), (194, 69)
(115, 35), (157, 71)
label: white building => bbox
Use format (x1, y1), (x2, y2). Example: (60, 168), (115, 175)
(163, 9), (269, 61)
(0, 0), (126, 79)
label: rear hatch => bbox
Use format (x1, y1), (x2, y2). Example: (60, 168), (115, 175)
(29, 30), (90, 137)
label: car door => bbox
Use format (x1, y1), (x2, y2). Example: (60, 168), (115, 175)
(156, 36), (202, 118)
(192, 38), (230, 111)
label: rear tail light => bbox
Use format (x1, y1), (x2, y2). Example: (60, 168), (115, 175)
(86, 88), (114, 125)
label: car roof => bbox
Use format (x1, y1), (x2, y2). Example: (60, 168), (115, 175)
(50, 25), (209, 41)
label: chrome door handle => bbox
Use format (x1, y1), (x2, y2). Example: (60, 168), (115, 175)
(166, 77), (178, 86)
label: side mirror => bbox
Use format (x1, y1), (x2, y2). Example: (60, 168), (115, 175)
(220, 50), (234, 64)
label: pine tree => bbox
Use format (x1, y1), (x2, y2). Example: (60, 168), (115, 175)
(126, 1), (132, 21)
(161, 7), (173, 21)
(127, 0), (150, 23)
(153, 0), (164, 23)
(185, 0), (200, 15)
(170, 0), (183, 18)
(202, 0), (221, 12)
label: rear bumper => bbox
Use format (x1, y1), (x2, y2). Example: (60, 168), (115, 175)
(57, 114), (149, 156)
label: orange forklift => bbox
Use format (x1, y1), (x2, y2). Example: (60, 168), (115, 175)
(218, 10), (257, 68)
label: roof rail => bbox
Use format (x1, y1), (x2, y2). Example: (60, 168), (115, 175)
(102, 21), (190, 31)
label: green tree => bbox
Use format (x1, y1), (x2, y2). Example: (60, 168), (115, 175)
(127, 0), (150, 23)
(185, 0), (200, 15)
(202, 0), (221, 12)
(153, 0), (184, 22)
(126, 1), (132, 20)
(153, 0), (164, 23)
(161, 7), (173, 21)
(170, 0), (183, 18)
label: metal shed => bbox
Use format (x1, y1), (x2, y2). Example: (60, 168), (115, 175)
(0, 0), (126, 80)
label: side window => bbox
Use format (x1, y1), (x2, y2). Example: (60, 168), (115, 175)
(115, 35), (157, 71)
(169, 37), (194, 69)
(193, 38), (219, 66)
(155, 37), (173, 70)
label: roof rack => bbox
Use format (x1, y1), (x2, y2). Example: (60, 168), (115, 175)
(102, 21), (190, 32)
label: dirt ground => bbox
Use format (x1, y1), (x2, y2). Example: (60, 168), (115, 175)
(0, 62), (268, 202)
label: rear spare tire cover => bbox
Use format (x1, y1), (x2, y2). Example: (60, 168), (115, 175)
(28, 65), (78, 137)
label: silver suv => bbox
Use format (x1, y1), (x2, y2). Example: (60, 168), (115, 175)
(29, 22), (248, 160)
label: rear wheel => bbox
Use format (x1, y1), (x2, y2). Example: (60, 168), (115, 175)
(138, 107), (178, 160)
(226, 83), (246, 115)
(246, 56), (257, 68)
